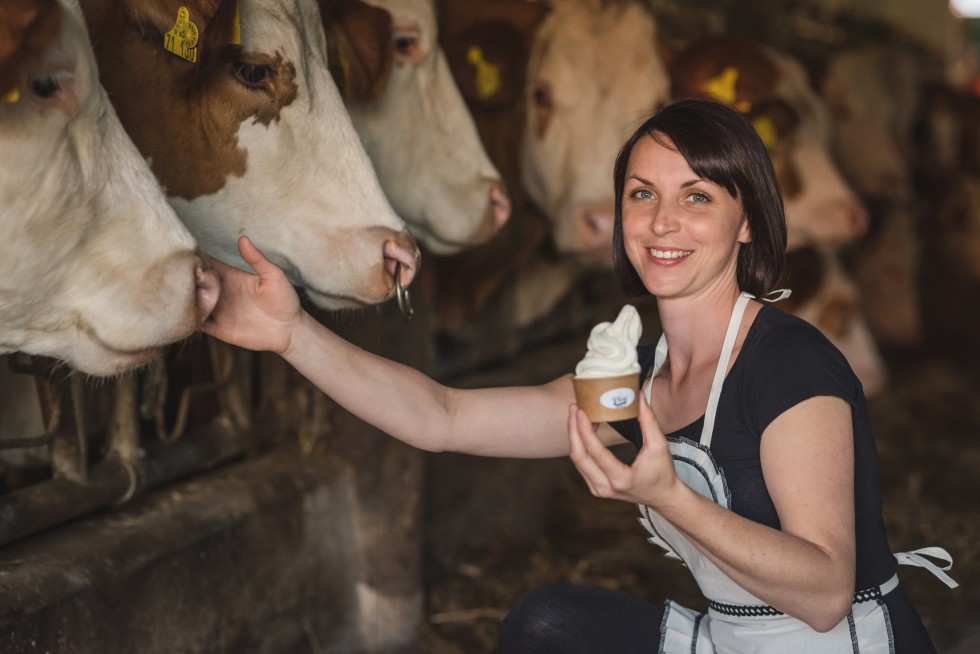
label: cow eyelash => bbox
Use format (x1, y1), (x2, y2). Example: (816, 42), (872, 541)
(27, 75), (60, 99)
(234, 62), (273, 88)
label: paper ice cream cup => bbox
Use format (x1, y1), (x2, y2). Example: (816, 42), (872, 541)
(572, 373), (640, 422)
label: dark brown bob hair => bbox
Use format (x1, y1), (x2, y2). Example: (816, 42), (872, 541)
(612, 99), (787, 298)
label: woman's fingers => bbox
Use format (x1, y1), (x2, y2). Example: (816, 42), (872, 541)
(568, 405), (609, 494)
(569, 405), (632, 499)
(207, 256), (239, 280)
(635, 391), (668, 452)
(238, 235), (281, 279)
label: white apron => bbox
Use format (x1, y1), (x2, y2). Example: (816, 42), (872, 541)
(639, 292), (958, 654)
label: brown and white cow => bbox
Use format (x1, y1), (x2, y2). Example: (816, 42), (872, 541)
(669, 36), (869, 251)
(321, 0), (511, 255)
(431, 0), (670, 332)
(819, 44), (925, 346)
(669, 37), (889, 388)
(1, 0), (218, 376)
(820, 44), (921, 200)
(79, 0), (419, 310)
(446, 0), (670, 261)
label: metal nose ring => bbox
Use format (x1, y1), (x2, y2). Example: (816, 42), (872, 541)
(394, 261), (413, 322)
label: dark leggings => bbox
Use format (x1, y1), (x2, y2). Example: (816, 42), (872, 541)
(497, 585), (665, 654)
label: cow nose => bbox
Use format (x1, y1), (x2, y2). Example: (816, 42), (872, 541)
(383, 233), (421, 290)
(192, 247), (219, 321)
(195, 265), (220, 321)
(472, 185), (512, 242)
(845, 200), (869, 240)
(575, 202), (616, 253)
(490, 185), (511, 229)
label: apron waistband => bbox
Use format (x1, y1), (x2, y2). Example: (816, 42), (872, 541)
(707, 573), (899, 618)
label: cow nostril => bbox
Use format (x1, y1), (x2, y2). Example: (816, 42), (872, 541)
(576, 204), (615, 250)
(383, 239), (420, 288)
(490, 186), (511, 228)
(850, 203), (870, 237)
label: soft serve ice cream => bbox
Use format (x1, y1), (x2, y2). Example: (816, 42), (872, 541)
(573, 305), (642, 421)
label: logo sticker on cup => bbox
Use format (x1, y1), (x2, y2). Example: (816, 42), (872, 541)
(600, 388), (635, 410)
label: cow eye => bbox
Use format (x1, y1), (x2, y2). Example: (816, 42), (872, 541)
(393, 29), (422, 62)
(28, 75), (60, 99)
(234, 62), (272, 87)
(395, 35), (417, 52)
(532, 86), (551, 107)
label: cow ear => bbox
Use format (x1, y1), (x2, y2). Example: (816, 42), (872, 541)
(0, 0), (61, 98)
(320, 0), (394, 102)
(443, 20), (528, 109)
(122, 0), (237, 63)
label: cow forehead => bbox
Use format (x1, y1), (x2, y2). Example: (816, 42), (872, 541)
(533, 8), (662, 86)
(243, 0), (326, 71)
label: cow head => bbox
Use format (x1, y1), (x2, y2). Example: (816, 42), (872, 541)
(518, 0), (671, 262)
(80, 0), (419, 310)
(669, 37), (868, 251)
(321, 0), (511, 255)
(821, 45), (919, 200)
(1, 0), (218, 375)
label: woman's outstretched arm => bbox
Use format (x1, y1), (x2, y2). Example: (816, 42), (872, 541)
(201, 236), (619, 458)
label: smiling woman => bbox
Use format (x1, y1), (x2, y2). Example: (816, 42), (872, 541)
(200, 99), (954, 654)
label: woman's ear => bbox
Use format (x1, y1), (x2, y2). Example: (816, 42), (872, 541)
(737, 213), (752, 244)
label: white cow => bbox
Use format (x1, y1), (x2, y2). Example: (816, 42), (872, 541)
(80, 0), (419, 310)
(1, 0), (218, 376)
(321, 0), (511, 255)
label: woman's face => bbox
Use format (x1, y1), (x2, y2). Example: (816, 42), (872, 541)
(622, 133), (751, 300)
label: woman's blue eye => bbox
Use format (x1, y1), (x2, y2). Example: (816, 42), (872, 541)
(632, 189), (653, 200)
(689, 192), (709, 203)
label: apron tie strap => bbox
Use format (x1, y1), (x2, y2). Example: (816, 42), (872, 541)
(894, 547), (959, 589)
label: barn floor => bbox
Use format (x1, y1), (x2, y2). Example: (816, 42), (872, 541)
(414, 323), (980, 653)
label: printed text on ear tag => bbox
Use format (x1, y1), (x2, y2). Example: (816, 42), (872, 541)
(467, 45), (500, 100)
(1, 87), (18, 103)
(231, 2), (241, 45)
(164, 6), (200, 63)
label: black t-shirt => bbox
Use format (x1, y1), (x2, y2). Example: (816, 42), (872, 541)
(610, 304), (897, 590)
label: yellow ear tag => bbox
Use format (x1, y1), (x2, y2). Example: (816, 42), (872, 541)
(466, 45), (500, 100)
(164, 6), (199, 63)
(702, 67), (738, 105)
(231, 2), (241, 45)
(701, 67), (752, 113)
(751, 115), (778, 149)
(1, 87), (18, 103)
(336, 46), (351, 97)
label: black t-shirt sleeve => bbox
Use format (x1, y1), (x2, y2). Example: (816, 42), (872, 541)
(743, 321), (860, 436)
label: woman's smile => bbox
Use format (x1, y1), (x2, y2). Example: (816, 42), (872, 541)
(649, 248), (693, 262)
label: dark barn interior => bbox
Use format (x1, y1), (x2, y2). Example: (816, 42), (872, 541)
(2, 0), (979, 652)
